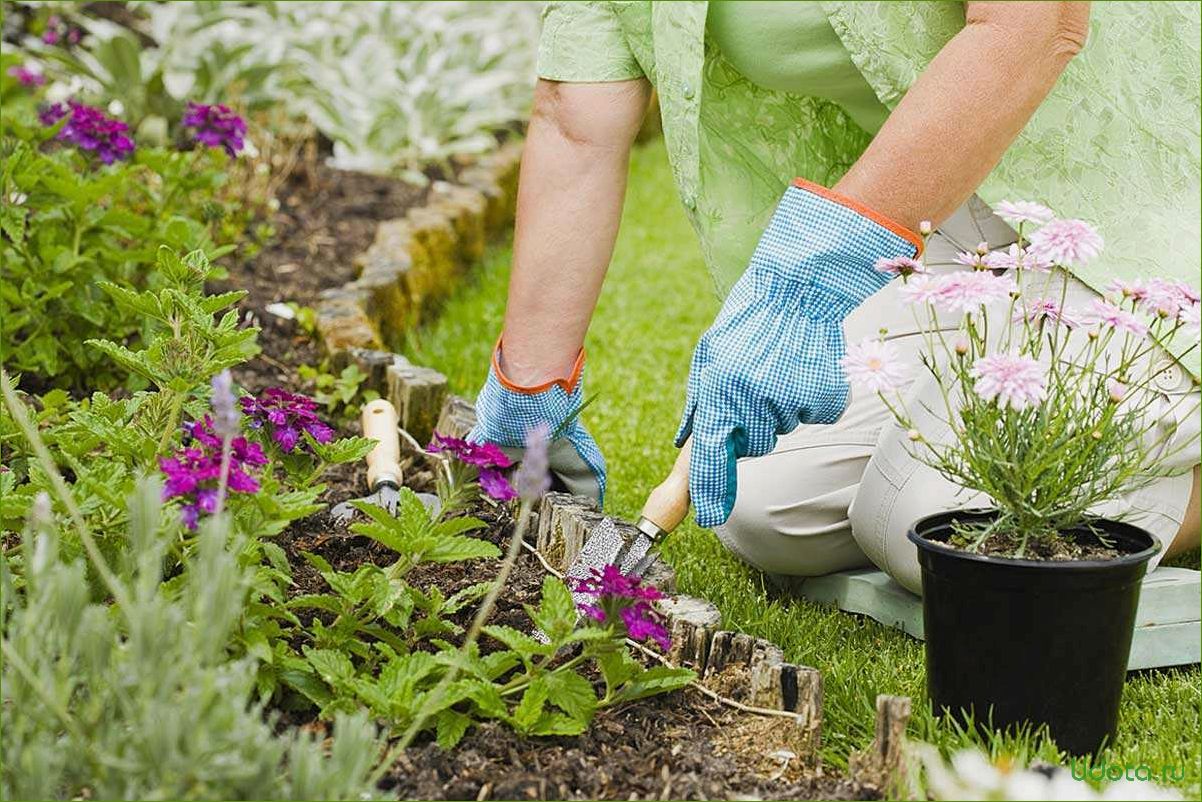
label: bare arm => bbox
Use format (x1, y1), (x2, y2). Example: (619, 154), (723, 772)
(498, 78), (651, 385)
(835, 1), (1090, 230)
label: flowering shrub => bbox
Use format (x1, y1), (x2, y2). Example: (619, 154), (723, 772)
(843, 202), (1199, 557)
(182, 101), (247, 157)
(39, 100), (135, 163)
(241, 387), (335, 453)
(572, 564), (672, 651)
(160, 417), (269, 530)
(428, 432), (517, 501)
(0, 94), (242, 387)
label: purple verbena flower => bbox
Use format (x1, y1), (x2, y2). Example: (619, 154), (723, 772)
(182, 101), (247, 157)
(428, 431), (517, 501)
(161, 417), (267, 529)
(428, 432), (513, 469)
(570, 564), (670, 650)
(7, 64), (45, 88)
(239, 388), (334, 453)
(38, 101), (134, 164)
(479, 468), (518, 501)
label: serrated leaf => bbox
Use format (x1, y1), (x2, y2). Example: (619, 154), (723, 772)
(483, 625), (552, 661)
(530, 576), (576, 644)
(424, 534), (501, 564)
(612, 666), (695, 704)
(543, 669), (597, 723)
(303, 646), (355, 689)
(435, 709), (472, 749)
(511, 676), (549, 733)
(529, 711), (588, 737)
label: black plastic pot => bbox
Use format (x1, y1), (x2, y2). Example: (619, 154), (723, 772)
(908, 509), (1160, 755)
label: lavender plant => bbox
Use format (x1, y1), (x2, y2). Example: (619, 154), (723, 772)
(0, 372), (384, 800)
(842, 203), (1200, 557)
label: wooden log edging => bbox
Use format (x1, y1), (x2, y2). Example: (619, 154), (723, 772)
(316, 140), (524, 354)
(849, 694), (913, 796)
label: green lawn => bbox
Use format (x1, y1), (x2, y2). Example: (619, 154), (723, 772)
(405, 140), (1200, 792)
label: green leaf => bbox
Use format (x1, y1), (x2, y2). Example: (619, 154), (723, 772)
(443, 580), (491, 614)
(529, 576), (576, 644)
(596, 650), (639, 691)
(512, 676), (549, 733)
(612, 666), (695, 704)
(482, 625), (553, 662)
(543, 669), (597, 723)
(424, 535), (501, 564)
(529, 711), (588, 737)
(435, 710), (472, 749)
(304, 647), (356, 689)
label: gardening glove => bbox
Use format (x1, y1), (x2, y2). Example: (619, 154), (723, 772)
(469, 339), (607, 503)
(676, 178), (922, 527)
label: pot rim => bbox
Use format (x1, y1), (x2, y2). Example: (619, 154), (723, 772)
(907, 508), (1162, 571)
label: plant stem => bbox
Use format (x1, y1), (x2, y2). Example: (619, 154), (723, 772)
(157, 391), (185, 456)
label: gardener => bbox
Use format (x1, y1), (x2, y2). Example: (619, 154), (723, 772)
(470, 1), (1201, 594)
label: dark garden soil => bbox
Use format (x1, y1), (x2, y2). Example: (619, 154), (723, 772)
(214, 160), (430, 397)
(280, 494), (875, 801)
(945, 524), (1125, 561)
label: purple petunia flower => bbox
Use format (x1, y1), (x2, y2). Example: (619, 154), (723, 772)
(7, 64), (45, 88)
(161, 417), (268, 529)
(239, 388), (334, 453)
(570, 564), (671, 651)
(182, 101), (247, 157)
(38, 101), (134, 164)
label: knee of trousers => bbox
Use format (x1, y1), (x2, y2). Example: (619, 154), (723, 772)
(713, 462), (869, 578)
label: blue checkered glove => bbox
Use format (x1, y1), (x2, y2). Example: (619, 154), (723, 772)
(676, 179), (922, 527)
(469, 342), (606, 503)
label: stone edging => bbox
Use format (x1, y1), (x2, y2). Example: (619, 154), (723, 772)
(315, 140), (524, 353)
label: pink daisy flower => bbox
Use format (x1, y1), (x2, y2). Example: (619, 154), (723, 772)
(1027, 219), (1104, 266)
(953, 243), (991, 270)
(984, 244), (1054, 273)
(1080, 299), (1148, 337)
(900, 271), (1017, 314)
(875, 256), (927, 278)
(1179, 302), (1201, 342)
(1014, 297), (1079, 328)
(1105, 278), (1148, 302)
(970, 354), (1048, 411)
(840, 338), (909, 393)
(994, 200), (1055, 228)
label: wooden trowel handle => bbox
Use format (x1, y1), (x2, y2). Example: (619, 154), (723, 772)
(362, 399), (401, 489)
(639, 438), (692, 534)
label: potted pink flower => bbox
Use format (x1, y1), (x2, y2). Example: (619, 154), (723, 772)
(843, 202), (1199, 755)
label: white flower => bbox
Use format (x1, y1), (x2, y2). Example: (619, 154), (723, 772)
(839, 338), (909, 393)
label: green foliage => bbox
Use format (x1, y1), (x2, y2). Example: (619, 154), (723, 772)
(0, 476), (384, 800)
(298, 362), (379, 424)
(140, 1), (541, 178)
(262, 488), (693, 748)
(0, 108), (238, 389)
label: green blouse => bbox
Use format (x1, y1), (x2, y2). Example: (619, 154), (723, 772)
(706, 1), (888, 135)
(537, 1), (1201, 372)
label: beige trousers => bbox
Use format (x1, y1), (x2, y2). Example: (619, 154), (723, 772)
(715, 197), (1201, 595)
